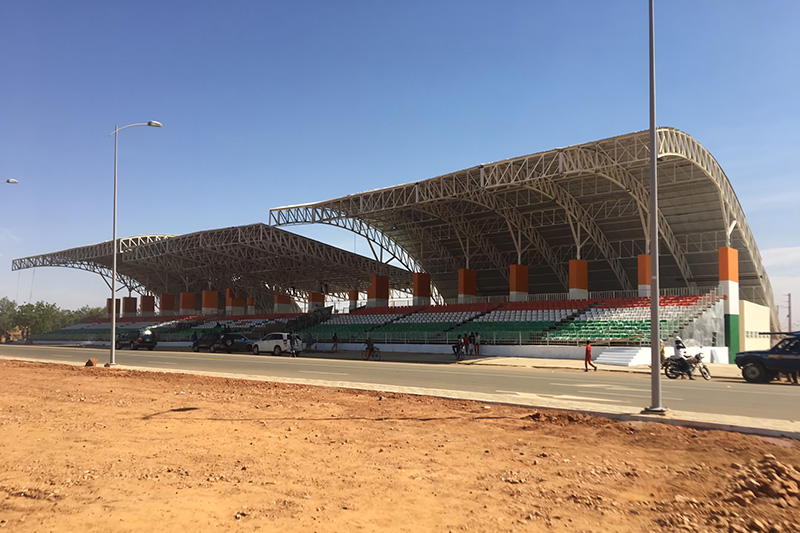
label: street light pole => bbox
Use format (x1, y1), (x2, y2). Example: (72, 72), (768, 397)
(645, 0), (666, 414)
(109, 121), (162, 366)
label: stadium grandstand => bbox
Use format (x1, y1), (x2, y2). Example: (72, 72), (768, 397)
(12, 128), (776, 363)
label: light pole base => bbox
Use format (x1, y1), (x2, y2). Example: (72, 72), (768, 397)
(641, 407), (669, 415)
(104, 362), (118, 368)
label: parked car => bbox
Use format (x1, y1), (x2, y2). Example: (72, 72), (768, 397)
(210, 333), (254, 354)
(735, 332), (800, 383)
(252, 332), (305, 356)
(192, 332), (221, 352)
(116, 329), (157, 351)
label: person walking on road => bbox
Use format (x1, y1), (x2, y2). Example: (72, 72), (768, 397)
(331, 332), (338, 353)
(584, 341), (597, 372)
(474, 332), (481, 356)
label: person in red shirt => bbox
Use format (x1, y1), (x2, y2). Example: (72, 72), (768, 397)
(584, 341), (597, 372)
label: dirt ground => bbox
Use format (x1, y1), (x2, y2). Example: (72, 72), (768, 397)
(1, 359), (798, 532)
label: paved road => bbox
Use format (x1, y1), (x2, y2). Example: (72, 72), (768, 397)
(2, 344), (798, 423)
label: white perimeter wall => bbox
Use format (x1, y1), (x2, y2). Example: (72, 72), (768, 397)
(739, 300), (771, 351)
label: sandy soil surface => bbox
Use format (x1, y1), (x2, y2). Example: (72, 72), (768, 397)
(1, 359), (798, 533)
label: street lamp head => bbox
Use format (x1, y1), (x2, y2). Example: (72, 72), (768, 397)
(147, 121), (163, 128)
(5, 179), (18, 184)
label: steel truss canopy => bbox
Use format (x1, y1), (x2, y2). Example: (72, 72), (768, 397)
(270, 128), (774, 314)
(12, 224), (412, 309)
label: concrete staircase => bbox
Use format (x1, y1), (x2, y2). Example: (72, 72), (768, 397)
(595, 347), (652, 367)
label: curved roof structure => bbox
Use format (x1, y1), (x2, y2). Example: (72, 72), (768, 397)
(270, 128), (774, 318)
(12, 224), (413, 309)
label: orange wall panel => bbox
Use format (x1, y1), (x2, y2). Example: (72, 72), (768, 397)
(569, 260), (588, 290)
(719, 247), (739, 283)
(122, 297), (137, 314)
(274, 294), (291, 305)
(179, 292), (195, 310)
(201, 291), (218, 309)
(308, 291), (324, 303)
(458, 268), (476, 296)
(140, 295), (155, 313)
(509, 264), (529, 293)
(637, 254), (651, 286)
(160, 293), (175, 311)
(106, 298), (120, 314)
(367, 275), (389, 300)
(413, 273), (431, 298)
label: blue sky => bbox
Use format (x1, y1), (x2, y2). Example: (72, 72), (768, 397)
(1, 1), (798, 325)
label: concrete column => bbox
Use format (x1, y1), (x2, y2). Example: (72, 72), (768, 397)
(367, 275), (389, 307)
(307, 291), (325, 310)
(458, 268), (476, 304)
(412, 273), (431, 306)
(140, 295), (156, 316)
(160, 293), (176, 316)
(569, 260), (588, 300)
(274, 294), (293, 314)
(225, 289), (245, 316)
(637, 254), (651, 297)
(106, 298), (120, 319)
(719, 247), (740, 361)
(509, 264), (529, 302)
(246, 297), (256, 315)
(348, 290), (359, 311)
(121, 296), (137, 318)
(201, 290), (218, 315)
(179, 292), (196, 316)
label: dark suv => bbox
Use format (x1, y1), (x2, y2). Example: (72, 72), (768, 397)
(192, 332), (221, 352)
(734, 332), (800, 383)
(116, 329), (157, 351)
(209, 333), (254, 354)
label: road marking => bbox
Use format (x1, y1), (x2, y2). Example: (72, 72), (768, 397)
(497, 389), (683, 403)
(147, 361), (178, 365)
(551, 382), (648, 392)
(299, 371), (348, 376)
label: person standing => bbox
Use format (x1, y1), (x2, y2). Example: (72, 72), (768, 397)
(462, 333), (470, 356)
(673, 336), (693, 379)
(289, 331), (297, 357)
(331, 332), (338, 353)
(468, 332), (476, 355)
(584, 341), (597, 372)
(474, 332), (481, 355)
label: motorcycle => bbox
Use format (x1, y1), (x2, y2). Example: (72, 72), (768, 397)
(663, 352), (711, 380)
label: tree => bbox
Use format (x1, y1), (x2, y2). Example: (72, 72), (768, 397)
(0, 297), (17, 335)
(0, 298), (106, 336)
